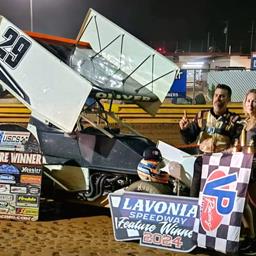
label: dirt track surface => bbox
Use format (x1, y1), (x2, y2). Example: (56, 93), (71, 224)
(0, 201), (220, 256)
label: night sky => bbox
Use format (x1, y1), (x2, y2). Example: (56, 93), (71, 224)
(0, 0), (256, 53)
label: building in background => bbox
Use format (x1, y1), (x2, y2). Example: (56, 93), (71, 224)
(165, 52), (255, 103)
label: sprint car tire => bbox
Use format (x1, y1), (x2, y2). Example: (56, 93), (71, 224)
(126, 180), (172, 195)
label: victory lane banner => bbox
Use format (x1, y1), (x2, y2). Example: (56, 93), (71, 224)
(0, 124), (42, 221)
(109, 191), (198, 253)
(193, 152), (254, 254)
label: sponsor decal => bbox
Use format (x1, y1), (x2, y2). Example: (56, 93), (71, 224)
(0, 201), (8, 208)
(11, 185), (27, 194)
(21, 166), (41, 175)
(201, 170), (237, 232)
(94, 92), (154, 102)
(16, 207), (38, 216)
(0, 194), (13, 201)
(16, 195), (38, 207)
(0, 131), (30, 145)
(0, 174), (16, 183)
(28, 186), (40, 195)
(20, 175), (41, 184)
(0, 214), (35, 221)
(0, 164), (19, 174)
(0, 202), (15, 213)
(0, 184), (10, 193)
(194, 153), (253, 254)
(0, 207), (9, 213)
(167, 69), (187, 99)
(109, 192), (198, 252)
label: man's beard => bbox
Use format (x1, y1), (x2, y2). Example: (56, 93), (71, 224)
(214, 101), (224, 108)
(213, 101), (226, 114)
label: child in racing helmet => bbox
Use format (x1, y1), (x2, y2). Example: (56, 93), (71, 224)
(137, 146), (169, 184)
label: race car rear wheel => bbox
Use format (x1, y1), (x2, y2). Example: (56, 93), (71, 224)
(126, 180), (172, 195)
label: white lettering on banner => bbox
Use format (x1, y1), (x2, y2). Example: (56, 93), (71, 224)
(122, 198), (197, 218)
(21, 167), (41, 174)
(175, 71), (183, 79)
(168, 93), (179, 97)
(115, 217), (193, 239)
(129, 211), (188, 225)
(0, 152), (42, 164)
(0, 152), (9, 163)
(160, 222), (193, 238)
(10, 153), (41, 164)
(116, 217), (156, 232)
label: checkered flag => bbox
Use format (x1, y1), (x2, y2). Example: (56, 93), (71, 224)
(193, 152), (254, 254)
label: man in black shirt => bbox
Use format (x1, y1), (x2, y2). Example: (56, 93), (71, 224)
(179, 84), (243, 197)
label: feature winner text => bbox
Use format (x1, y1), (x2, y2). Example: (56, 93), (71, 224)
(115, 197), (197, 248)
(0, 152), (42, 164)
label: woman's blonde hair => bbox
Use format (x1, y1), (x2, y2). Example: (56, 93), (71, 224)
(243, 89), (256, 117)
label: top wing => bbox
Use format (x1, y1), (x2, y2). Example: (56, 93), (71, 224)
(0, 8), (179, 130)
(26, 9), (179, 116)
(75, 9), (179, 115)
(0, 16), (92, 132)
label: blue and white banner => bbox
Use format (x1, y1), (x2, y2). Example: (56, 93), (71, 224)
(109, 191), (198, 252)
(167, 69), (187, 98)
(0, 124), (42, 221)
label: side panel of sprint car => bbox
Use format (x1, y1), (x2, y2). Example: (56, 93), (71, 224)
(32, 116), (155, 174)
(0, 16), (92, 133)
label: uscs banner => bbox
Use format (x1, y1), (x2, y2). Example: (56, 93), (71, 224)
(0, 124), (42, 221)
(193, 152), (254, 254)
(109, 191), (198, 253)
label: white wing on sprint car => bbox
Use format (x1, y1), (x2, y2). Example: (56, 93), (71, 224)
(0, 16), (92, 133)
(75, 9), (179, 115)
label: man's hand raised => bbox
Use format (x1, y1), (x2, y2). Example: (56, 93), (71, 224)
(179, 110), (190, 130)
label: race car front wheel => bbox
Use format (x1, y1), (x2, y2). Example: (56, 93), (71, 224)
(126, 180), (172, 195)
